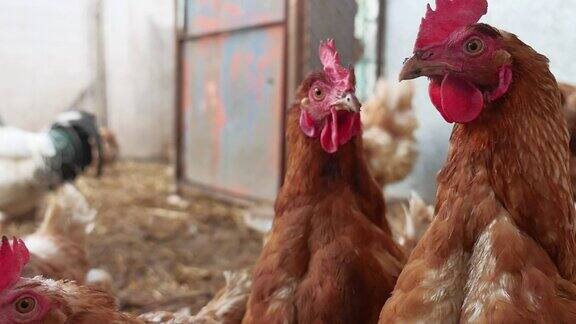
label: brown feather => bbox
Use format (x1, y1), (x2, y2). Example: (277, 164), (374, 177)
(559, 82), (576, 200)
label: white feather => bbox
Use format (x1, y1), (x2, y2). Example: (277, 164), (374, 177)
(0, 126), (57, 217)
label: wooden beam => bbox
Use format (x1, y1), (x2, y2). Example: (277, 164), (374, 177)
(376, 0), (386, 77)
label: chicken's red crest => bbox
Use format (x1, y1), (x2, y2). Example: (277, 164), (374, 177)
(415, 0), (488, 51)
(0, 236), (30, 292)
(319, 39), (355, 92)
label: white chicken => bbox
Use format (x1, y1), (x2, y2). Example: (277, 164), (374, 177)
(0, 111), (104, 221)
(361, 78), (418, 189)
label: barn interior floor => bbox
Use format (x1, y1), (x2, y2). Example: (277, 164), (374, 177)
(4, 161), (263, 315)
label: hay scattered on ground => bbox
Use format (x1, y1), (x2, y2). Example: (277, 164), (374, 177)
(5, 161), (264, 315)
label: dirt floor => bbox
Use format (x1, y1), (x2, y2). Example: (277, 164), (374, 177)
(4, 161), (264, 315)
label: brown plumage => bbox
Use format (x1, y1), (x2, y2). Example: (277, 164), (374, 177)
(380, 26), (576, 324)
(559, 82), (576, 201)
(243, 61), (405, 322)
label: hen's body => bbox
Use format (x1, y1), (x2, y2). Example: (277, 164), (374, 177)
(0, 111), (103, 220)
(361, 79), (418, 189)
(22, 184), (95, 284)
(380, 33), (576, 323)
(244, 107), (404, 324)
(0, 127), (56, 217)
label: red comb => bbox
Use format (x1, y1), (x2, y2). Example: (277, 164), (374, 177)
(415, 0), (488, 51)
(0, 236), (30, 292)
(319, 39), (354, 91)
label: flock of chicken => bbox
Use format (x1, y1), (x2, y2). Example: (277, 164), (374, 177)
(3, 0), (576, 322)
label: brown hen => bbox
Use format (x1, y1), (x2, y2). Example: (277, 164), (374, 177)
(380, 0), (576, 322)
(243, 40), (404, 324)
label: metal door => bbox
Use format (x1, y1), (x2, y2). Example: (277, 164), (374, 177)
(177, 0), (286, 201)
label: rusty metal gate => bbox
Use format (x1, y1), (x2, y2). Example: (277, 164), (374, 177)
(176, 0), (287, 201)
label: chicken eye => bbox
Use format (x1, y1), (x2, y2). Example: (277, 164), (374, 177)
(312, 87), (325, 101)
(14, 297), (36, 314)
(464, 38), (484, 55)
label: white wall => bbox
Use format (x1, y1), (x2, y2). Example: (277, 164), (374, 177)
(103, 0), (175, 160)
(0, 0), (97, 130)
(0, 0), (175, 160)
(384, 0), (576, 203)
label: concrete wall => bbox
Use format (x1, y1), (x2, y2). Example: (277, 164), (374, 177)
(0, 0), (175, 160)
(384, 0), (576, 202)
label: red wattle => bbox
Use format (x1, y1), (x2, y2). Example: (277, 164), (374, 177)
(429, 80), (452, 122)
(337, 112), (360, 145)
(428, 74), (484, 124)
(321, 110), (339, 153)
(320, 109), (361, 154)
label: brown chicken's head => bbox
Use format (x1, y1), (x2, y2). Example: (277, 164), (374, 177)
(0, 237), (132, 323)
(400, 0), (513, 124)
(298, 39), (362, 153)
(0, 237), (55, 323)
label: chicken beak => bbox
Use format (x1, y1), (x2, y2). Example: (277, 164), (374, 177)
(333, 92), (362, 113)
(399, 55), (457, 81)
